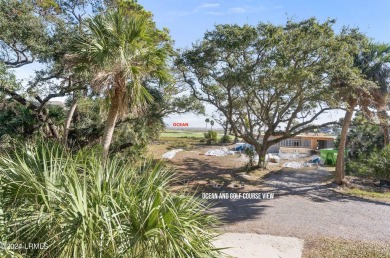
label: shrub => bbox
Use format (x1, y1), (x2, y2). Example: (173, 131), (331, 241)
(204, 131), (218, 145)
(0, 141), (221, 257)
(346, 160), (370, 176)
(244, 147), (255, 171)
(219, 135), (231, 144)
(366, 145), (390, 180)
(336, 113), (384, 160)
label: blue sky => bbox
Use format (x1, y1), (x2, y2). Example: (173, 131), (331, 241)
(13, 1), (390, 129)
(136, 0), (390, 128)
(139, 0), (390, 49)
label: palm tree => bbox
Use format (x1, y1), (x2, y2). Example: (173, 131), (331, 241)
(205, 118), (210, 131)
(364, 44), (390, 145)
(334, 43), (389, 184)
(68, 7), (171, 158)
(210, 120), (214, 131)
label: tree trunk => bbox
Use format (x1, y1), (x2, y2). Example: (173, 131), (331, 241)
(377, 109), (389, 146)
(224, 120), (228, 136)
(253, 143), (268, 169)
(40, 107), (59, 139)
(43, 123), (50, 136)
(335, 99), (356, 185)
(63, 98), (78, 146)
(102, 87), (123, 159)
(47, 119), (59, 139)
(258, 146), (268, 169)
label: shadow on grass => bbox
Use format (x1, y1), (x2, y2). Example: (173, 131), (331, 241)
(167, 157), (273, 223)
(170, 157), (263, 191)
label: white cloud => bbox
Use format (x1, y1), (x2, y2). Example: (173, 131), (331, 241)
(198, 3), (220, 9)
(167, 3), (281, 18)
(229, 7), (247, 14)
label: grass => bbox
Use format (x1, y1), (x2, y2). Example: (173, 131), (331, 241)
(159, 137), (201, 150)
(159, 131), (229, 150)
(161, 131), (205, 138)
(303, 237), (390, 258)
(161, 130), (225, 139)
(341, 188), (390, 202)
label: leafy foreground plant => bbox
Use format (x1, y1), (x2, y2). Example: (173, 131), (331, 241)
(204, 131), (218, 145)
(365, 145), (390, 181)
(0, 142), (221, 257)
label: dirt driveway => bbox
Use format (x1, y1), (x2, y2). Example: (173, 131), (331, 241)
(149, 144), (390, 245)
(211, 168), (390, 244)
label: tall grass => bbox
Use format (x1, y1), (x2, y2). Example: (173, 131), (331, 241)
(0, 142), (221, 257)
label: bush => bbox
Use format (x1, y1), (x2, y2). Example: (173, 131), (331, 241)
(366, 145), (390, 180)
(0, 141), (221, 257)
(336, 113), (384, 160)
(219, 135), (231, 144)
(204, 130), (218, 145)
(349, 145), (390, 180)
(346, 160), (369, 176)
(244, 147), (255, 171)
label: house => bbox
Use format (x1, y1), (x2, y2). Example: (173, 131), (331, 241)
(264, 133), (336, 153)
(47, 100), (65, 108)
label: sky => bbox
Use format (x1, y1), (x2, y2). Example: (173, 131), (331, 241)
(136, 0), (390, 128)
(13, 0), (390, 128)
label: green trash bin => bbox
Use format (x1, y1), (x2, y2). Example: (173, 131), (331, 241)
(319, 149), (348, 166)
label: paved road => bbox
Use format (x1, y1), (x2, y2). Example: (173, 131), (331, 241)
(211, 168), (390, 244)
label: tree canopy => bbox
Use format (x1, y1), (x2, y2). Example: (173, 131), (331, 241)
(0, 0), (202, 157)
(177, 18), (364, 167)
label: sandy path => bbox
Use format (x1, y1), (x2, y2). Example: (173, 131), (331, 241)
(213, 233), (304, 258)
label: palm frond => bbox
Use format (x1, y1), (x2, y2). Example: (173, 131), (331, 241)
(68, 7), (172, 110)
(0, 141), (221, 257)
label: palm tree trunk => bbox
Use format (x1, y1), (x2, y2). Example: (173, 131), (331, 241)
(40, 107), (59, 139)
(63, 98), (78, 146)
(47, 119), (59, 139)
(377, 108), (389, 145)
(40, 120), (59, 139)
(335, 99), (357, 185)
(102, 87), (123, 159)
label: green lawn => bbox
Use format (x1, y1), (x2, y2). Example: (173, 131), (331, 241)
(160, 130), (224, 138)
(342, 188), (390, 202)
